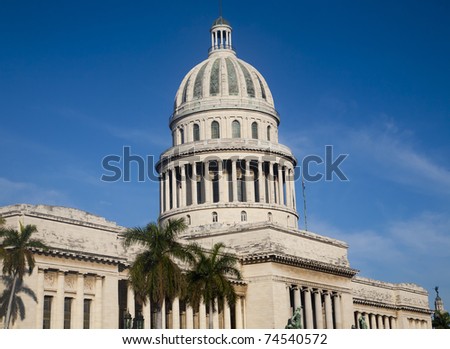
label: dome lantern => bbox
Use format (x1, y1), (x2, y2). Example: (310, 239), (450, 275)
(209, 16), (234, 54)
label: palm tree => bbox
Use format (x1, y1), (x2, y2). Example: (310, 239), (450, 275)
(185, 242), (241, 329)
(433, 310), (450, 329)
(0, 223), (47, 329)
(0, 275), (37, 326)
(122, 218), (190, 329)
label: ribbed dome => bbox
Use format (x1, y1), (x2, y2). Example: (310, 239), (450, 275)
(173, 52), (275, 114)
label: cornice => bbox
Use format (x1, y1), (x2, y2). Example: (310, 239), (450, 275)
(33, 247), (127, 266)
(353, 298), (432, 314)
(241, 252), (358, 278)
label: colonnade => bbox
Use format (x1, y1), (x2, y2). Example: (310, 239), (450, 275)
(160, 159), (296, 214)
(406, 318), (429, 329)
(211, 28), (232, 50)
(36, 269), (103, 329)
(289, 286), (343, 329)
(353, 311), (397, 329)
(127, 288), (245, 329)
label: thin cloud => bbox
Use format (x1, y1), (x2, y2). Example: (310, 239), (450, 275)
(0, 177), (68, 206)
(283, 116), (450, 196)
(57, 107), (169, 147)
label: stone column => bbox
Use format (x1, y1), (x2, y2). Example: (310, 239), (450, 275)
(303, 288), (313, 329)
(164, 172), (170, 212)
(235, 296), (243, 329)
(204, 161), (212, 204)
(364, 313), (370, 329)
(383, 316), (390, 329)
(171, 168), (177, 209)
(268, 162), (275, 204)
(224, 302), (231, 329)
(232, 159), (238, 202)
(245, 160), (253, 202)
(354, 311), (360, 329)
(370, 314), (377, 329)
(172, 297), (180, 329)
(180, 164), (186, 208)
(293, 287), (301, 311)
(192, 163), (198, 205)
(218, 160), (226, 203)
(54, 271), (65, 329)
(186, 305), (194, 329)
(278, 165), (284, 206)
(93, 276), (103, 329)
(143, 300), (151, 329)
(324, 292), (333, 329)
(211, 32), (214, 48)
(161, 299), (166, 329)
(159, 173), (164, 214)
(35, 269), (45, 328)
(390, 317), (396, 329)
(127, 286), (135, 318)
(74, 273), (84, 329)
(199, 301), (207, 329)
(292, 167), (297, 210)
(313, 290), (324, 329)
(258, 161), (265, 203)
(377, 315), (384, 329)
(333, 294), (342, 329)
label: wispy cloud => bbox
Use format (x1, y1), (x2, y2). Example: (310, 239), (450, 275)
(0, 177), (68, 206)
(283, 114), (450, 196)
(346, 122), (450, 195)
(57, 107), (169, 147)
(310, 211), (450, 302)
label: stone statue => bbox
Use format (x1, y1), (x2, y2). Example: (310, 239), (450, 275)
(359, 315), (368, 329)
(435, 286), (440, 297)
(285, 307), (302, 329)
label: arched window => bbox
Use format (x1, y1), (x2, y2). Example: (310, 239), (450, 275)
(267, 125), (271, 141)
(241, 211), (247, 222)
(268, 212), (273, 222)
(232, 120), (241, 138)
(211, 121), (220, 139)
(193, 123), (200, 141)
(186, 215), (191, 225)
(212, 211), (218, 223)
(251, 122), (258, 139)
(179, 128), (184, 144)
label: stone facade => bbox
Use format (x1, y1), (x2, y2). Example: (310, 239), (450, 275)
(0, 17), (431, 329)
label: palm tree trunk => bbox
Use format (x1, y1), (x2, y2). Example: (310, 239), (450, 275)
(4, 273), (18, 329)
(209, 300), (214, 329)
(155, 303), (163, 329)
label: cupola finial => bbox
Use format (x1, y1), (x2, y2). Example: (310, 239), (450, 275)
(209, 12), (233, 54)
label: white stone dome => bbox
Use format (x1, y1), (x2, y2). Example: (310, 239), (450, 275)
(172, 18), (278, 122)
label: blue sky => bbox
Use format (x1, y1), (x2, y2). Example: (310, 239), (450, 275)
(1, 1), (449, 308)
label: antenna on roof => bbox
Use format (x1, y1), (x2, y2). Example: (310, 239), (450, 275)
(219, 0), (223, 17)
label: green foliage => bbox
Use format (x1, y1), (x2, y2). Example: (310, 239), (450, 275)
(185, 242), (241, 312)
(0, 222), (47, 328)
(433, 310), (450, 329)
(0, 223), (48, 278)
(122, 218), (190, 307)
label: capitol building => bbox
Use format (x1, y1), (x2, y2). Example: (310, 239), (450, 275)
(0, 17), (432, 329)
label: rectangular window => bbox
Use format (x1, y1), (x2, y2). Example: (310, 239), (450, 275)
(83, 299), (92, 329)
(64, 297), (72, 329)
(43, 296), (52, 329)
